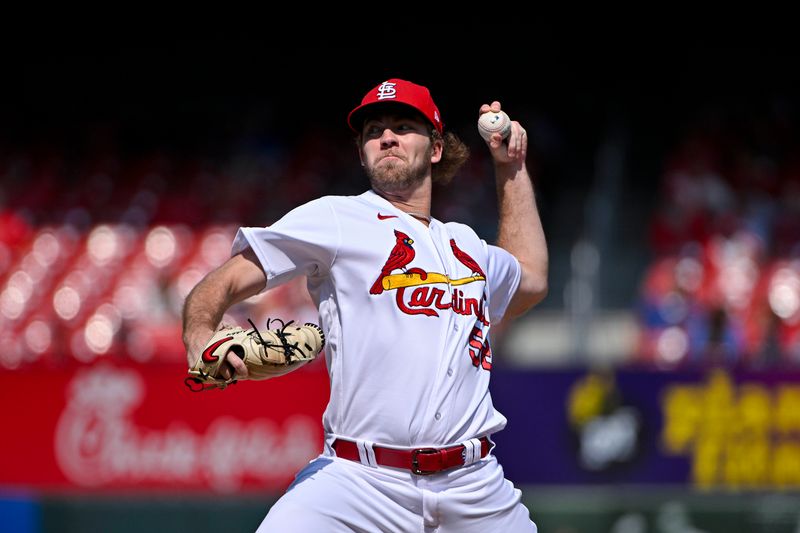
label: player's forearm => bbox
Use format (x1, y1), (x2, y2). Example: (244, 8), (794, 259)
(181, 250), (267, 361)
(495, 161), (549, 302)
(181, 270), (234, 358)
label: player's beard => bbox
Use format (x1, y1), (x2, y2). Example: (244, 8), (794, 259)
(365, 146), (432, 193)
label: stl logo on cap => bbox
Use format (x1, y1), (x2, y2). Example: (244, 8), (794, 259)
(348, 78), (443, 134)
(376, 81), (397, 100)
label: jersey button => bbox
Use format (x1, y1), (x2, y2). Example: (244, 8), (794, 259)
(435, 412), (442, 421)
(447, 368), (453, 377)
(454, 324), (459, 331)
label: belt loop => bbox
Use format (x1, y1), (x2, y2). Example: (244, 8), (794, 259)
(462, 438), (483, 465)
(357, 440), (378, 467)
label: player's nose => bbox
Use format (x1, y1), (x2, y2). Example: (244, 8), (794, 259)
(379, 128), (399, 148)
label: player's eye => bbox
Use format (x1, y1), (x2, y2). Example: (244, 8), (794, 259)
(364, 124), (383, 137)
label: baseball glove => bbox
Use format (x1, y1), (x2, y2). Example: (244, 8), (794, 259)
(185, 318), (325, 392)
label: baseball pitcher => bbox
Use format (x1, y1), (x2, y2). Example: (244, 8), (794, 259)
(182, 78), (548, 532)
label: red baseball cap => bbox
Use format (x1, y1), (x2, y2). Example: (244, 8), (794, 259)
(347, 78), (443, 134)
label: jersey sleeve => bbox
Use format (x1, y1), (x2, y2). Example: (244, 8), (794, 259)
(231, 197), (341, 289)
(483, 242), (522, 323)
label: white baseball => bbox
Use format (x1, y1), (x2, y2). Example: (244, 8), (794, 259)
(477, 110), (511, 142)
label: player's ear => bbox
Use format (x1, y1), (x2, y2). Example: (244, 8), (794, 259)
(430, 137), (443, 164)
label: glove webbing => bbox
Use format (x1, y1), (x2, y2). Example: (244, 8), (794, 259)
(255, 317), (298, 362)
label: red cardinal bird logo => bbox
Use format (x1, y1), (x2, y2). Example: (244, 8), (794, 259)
(370, 230), (420, 294)
(450, 239), (485, 278)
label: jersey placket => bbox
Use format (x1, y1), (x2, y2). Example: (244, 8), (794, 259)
(417, 222), (464, 440)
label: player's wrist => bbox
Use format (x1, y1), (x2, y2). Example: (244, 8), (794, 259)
(493, 159), (526, 180)
(183, 328), (215, 361)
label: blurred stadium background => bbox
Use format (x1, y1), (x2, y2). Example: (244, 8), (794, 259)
(2, 42), (800, 532)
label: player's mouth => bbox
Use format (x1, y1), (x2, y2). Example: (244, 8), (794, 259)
(379, 153), (405, 163)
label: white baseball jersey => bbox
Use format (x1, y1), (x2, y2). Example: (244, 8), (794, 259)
(232, 189), (521, 450)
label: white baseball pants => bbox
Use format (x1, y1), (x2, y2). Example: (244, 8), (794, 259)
(256, 454), (537, 532)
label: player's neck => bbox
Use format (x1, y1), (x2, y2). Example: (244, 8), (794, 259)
(371, 180), (432, 226)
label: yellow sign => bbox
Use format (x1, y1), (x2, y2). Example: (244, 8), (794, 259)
(661, 369), (800, 490)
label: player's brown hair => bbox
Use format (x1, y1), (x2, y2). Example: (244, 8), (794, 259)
(431, 131), (469, 185)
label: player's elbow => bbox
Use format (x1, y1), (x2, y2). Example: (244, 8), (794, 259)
(521, 277), (549, 310)
(505, 276), (548, 318)
(527, 277), (549, 307)
(521, 262), (549, 306)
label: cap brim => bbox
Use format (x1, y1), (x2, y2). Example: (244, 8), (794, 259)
(347, 101), (434, 133)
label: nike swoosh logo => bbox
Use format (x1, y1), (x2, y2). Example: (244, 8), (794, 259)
(377, 213), (398, 220)
(202, 336), (233, 363)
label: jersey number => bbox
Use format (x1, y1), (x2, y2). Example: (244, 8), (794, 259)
(468, 326), (492, 371)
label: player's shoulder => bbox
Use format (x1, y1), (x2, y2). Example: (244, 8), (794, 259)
(316, 190), (395, 215)
(274, 196), (333, 221)
(284, 194), (357, 214)
(317, 193), (363, 207)
(279, 194), (382, 227)
(295, 192), (366, 206)
(441, 220), (482, 243)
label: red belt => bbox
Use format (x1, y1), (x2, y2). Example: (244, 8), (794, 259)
(332, 437), (491, 475)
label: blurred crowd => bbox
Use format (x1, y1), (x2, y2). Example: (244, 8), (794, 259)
(3, 97), (799, 371)
(636, 106), (800, 369)
(0, 125), (503, 370)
